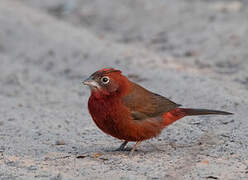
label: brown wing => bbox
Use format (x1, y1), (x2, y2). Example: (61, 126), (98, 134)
(122, 81), (181, 120)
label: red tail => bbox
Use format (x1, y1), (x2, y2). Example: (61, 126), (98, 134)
(163, 108), (233, 127)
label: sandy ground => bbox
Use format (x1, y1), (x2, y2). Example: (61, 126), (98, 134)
(0, 0), (248, 179)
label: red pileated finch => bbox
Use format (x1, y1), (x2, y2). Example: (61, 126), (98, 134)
(83, 68), (232, 155)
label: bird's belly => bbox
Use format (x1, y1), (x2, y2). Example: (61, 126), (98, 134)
(92, 115), (125, 140)
(88, 98), (164, 141)
(92, 113), (164, 141)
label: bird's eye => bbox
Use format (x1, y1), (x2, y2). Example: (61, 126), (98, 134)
(101, 76), (110, 84)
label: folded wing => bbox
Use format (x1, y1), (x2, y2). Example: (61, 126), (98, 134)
(122, 81), (180, 121)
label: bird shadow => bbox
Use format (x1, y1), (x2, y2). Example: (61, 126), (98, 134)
(54, 131), (223, 159)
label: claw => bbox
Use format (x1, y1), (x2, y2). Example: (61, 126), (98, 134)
(114, 141), (128, 151)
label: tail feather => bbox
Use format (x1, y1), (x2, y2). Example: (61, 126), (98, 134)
(163, 108), (233, 127)
(180, 108), (233, 116)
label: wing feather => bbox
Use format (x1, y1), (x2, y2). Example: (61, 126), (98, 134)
(122, 82), (180, 120)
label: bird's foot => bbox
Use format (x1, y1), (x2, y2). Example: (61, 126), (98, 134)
(114, 147), (132, 152)
(112, 141), (129, 151)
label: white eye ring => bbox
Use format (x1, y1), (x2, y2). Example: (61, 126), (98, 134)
(101, 76), (110, 84)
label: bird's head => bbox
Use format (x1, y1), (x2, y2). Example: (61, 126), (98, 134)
(83, 68), (130, 97)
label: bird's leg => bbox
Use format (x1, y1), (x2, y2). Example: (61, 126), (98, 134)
(115, 141), (128, 151)
(129, 141), (142, 156)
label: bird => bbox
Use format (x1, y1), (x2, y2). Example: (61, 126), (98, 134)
(83, 68), (233, 156)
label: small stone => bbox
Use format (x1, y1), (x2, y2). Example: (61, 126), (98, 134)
(199, 160), (209, 165)
(0, 146), (5, 152)
(184, 50), (199, 57)
(28, 165), (38, 170)
(206, 176), (218, 179)
(55, 140), (65, 145)
(44, 157), (50, 161)
(93, 153), (103, 158)
(8, 118), (15, 121)
(76, 155), (87, 159)
(211, 1), (242, 12)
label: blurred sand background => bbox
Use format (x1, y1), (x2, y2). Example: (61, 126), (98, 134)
(0, 0), (248, 179)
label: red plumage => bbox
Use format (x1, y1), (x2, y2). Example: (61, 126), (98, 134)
(83, 68), (232, 155)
